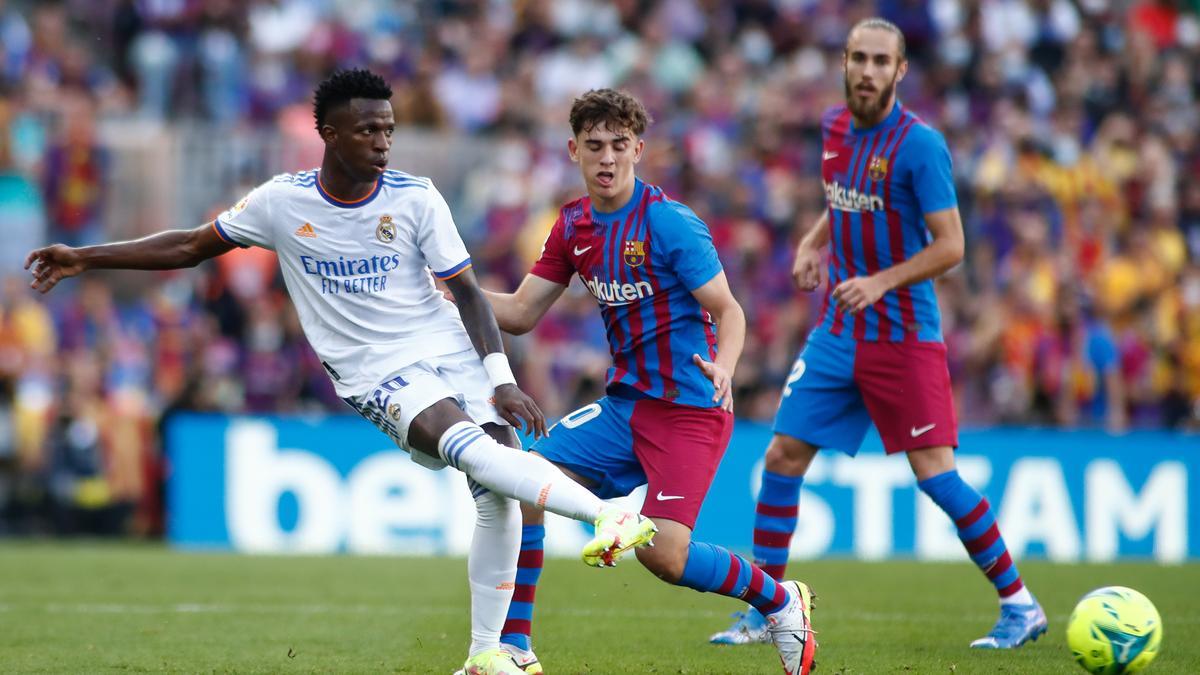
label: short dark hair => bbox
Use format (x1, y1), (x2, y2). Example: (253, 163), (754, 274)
(568, 89), (652, 137)
(312, 68), (393, 130)
(847, 17), (907, 61)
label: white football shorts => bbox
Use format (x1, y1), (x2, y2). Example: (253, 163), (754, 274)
(343, 348), (508, 469)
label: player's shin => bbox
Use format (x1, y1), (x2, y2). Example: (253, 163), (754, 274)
(467, 487), (521, 657)
(678, 541), (791, 616)
(438, 421), (604, 522)
(753, 470), (803, 581)
(500, 523), (545, 653)
(917, 469), (1033, 605)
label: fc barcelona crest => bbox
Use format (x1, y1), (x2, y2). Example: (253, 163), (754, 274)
(376, 214), (396, 243)
(623, 240), (646, 267)
(868, 156), (889, 182)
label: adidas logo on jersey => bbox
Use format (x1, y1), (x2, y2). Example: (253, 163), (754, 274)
(583, 276), (654, 306)
(295, 223), (317, 238)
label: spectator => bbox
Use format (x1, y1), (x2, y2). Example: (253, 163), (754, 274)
(2, 0), (1198, 536)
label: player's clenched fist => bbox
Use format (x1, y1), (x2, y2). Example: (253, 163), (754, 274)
(832, 275), (888, 314)
(792, 245), (822, 291)
(25, 244), (85, 294)
(493, 383), (549, 438)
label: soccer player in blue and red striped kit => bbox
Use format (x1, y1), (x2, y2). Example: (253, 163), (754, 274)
(708, 19), (1047, 651)
(486, 89), (816, 675)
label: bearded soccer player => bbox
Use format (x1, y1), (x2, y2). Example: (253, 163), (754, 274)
(485, 89), (816, 675)
(708, 19), (1046, 651)
(25, 69), (656, 675)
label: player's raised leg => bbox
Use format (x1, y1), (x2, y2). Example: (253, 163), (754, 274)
(407, 401), (655, 566)
(909, 447), (1047, 648)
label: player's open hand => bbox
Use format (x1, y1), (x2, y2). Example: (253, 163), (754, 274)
(832, 275), (887, 314)
(493, 383), (549, 438)
(792, 245), (822, 291)
(25, 244), (85, 294)
(693, 354), (733, 413)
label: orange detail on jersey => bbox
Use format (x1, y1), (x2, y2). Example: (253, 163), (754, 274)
(295, 223), (317, 238)
(318, 175), (376, 204)
(437, 263), (473, 280)
(211, 221), (236, 245)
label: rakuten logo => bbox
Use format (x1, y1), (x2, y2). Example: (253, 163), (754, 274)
(583, 276), (654, 306)
(825, 181), (884, 213)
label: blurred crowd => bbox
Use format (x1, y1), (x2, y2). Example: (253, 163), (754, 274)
(0, 0), (1197, 535)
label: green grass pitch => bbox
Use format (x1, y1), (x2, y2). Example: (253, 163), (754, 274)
(0, 543), (1195, 673)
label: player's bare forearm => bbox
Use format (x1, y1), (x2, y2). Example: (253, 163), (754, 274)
(446, 269), (506, 357)
(26, 223), (233, 293)
(85, 226), (232, 270)
(873, 207), (964, 291)
(692, 271), (745, 374)
(484, 275), (567, 336)
(872, 236), (961, 290)
(482, 289), (526, 335)
(798, 211), (831, 253)
(691, 273), (743, 411)
(710, 301), (746, 375)
(793, 212), (830, 291)
(450, 269), (549, 437)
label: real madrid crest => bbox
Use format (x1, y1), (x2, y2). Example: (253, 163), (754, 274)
(623, 240), (646, 267)
(387, 402), (402, 421)
(868, 156), (889, 182)
(376, 214), (396, 243)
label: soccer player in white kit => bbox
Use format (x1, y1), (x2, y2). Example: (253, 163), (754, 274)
(25, 69), (656, 675)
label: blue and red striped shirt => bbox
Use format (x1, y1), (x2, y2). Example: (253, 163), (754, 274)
(818, 102), (957, 342)
(531, 179), (722, 408)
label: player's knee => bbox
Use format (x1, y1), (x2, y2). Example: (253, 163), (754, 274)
(635, 540), (688, 583)
(474, 491), (518, 528)
(764, 435), (817, 475)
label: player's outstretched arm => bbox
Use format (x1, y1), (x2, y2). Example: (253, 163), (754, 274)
(25, 223), (236, 294)
(690, 271), (745, 413)
(833, 206), (964, 313)
(446, 268), (548, 437)
(482, 274), (567, 335)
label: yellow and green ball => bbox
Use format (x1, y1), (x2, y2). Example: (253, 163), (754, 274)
(1066, 586), (1162, 674)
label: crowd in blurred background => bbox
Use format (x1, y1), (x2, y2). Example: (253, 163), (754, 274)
(0, 0), (1197, 536)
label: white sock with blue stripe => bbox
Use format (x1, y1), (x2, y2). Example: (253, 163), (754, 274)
(467, 486), (520, 657)
(438, 421), (604, 522)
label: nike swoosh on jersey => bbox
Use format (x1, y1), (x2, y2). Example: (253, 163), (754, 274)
(573, 245), (593, 256)
(655, 491), (684, 501)
(822, 151), (839, 160)
(910, 423), (936, 437)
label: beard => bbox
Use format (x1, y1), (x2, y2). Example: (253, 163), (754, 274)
(845, 72), (897, 122)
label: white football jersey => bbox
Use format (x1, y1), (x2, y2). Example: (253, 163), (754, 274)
(214, 169), (477, 397)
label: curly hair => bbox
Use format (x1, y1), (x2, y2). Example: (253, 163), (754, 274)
(312, 69), (393, 130)
(568, 89), (652, 137)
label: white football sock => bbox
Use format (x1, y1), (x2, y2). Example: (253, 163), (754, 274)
(438, 421), (604, 522)
(1001, 587), (1034, 606)
(467, 485), (520, 657)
